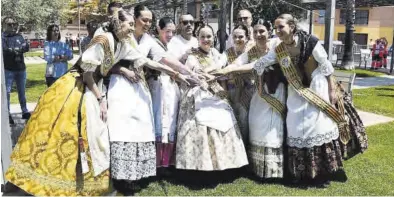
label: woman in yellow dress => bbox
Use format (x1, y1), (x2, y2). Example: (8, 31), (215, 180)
(5, 8), (189, 196)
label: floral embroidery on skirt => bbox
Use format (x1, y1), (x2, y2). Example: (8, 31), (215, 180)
(110, 142), (156, 181)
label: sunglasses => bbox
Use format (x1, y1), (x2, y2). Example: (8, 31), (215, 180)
(182, 20), (194, 26)
(6, 23), (18, 27)
(237, 17), (250, 21)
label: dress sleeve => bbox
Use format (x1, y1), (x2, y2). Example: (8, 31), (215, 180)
(254, 48), (278, 76)
(121, 39), (149, 69)
(80, 43), (105, 72)
(44, 41), (53, 63)
(149, 39), (167, 61)
(312, 43), (334, 76)
(185, 55), (199, 71)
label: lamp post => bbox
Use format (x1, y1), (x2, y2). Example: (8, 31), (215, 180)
(341, 0), (355, 70)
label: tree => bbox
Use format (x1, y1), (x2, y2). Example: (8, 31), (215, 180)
(234, 0), (305, 24)
(1, 0), (68, 31)
(341, 0), (355, 70)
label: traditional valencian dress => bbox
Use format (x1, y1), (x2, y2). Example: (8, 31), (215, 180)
(224, 41), (255, 143)
(5, 29), (143, 195)
(107, 33), (167, 181)
(146, 38), (180, 168)
(254, 31), (350, 182)
(175, 48), (248, 171)
(233, 39), (287, 178)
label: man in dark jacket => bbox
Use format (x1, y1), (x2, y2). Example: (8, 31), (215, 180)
(2, 17), (31, 124)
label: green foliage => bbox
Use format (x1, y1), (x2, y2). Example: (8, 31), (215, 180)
(1, 0), (67, 31)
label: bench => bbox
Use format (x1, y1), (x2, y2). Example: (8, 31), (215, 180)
(333, 70), (356, 94)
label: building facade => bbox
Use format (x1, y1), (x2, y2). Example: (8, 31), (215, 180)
(312, 6), (394, 46)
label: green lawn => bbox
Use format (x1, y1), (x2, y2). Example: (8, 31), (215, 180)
(10, 63), (72, 104)
(24, 49), (80, 58)
(24, 51), (44, 57)
(353, 85), (394, 117)
(10, 64), (47, 104)
(134, 122), (394, 196)
(335, 68), (386, 77)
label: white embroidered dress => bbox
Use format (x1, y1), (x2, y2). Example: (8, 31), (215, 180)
(254, 42), (339, 149)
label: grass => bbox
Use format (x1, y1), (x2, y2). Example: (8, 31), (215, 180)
(24, 49), (80, 58)
(132, 122), (394, 196)
(10, 64), (47, 104)
(353, 85), (394, 117)
(335, 68), (386, 77)
(9, 63), (72, 104)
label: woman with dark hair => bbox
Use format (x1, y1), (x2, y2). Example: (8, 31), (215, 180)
(5, 7), (188, 196)
(175, 24), (248, 172)
(106, 6), (194, 191)
(252, 14), (367, 185)
(222, 24), (254, 143)
(212, 19), (287, 179)
(44, 24), (73, 87)
(147, 16), (180, 171)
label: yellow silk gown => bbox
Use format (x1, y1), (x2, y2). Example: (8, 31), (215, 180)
(5, 71), (110, 196)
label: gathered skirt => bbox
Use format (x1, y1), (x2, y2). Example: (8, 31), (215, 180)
(248, 145), (284, 178)
(5, 72), (110, 196)
(110, 141), (156, 181)
(175, 88), (249, 171)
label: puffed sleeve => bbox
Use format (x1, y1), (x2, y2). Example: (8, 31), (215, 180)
(253, 48), (278, 76)
(149, 38), (167, 61)
(185, 55), (199, 71)
(121, 39), (149, 69)
(80, 43), (105, 72)
(312, 43), (334, 76)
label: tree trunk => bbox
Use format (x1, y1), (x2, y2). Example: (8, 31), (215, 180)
(341, 0), (355, 70)
(219, 0), (227, 53)
(182, 0), (188, 14)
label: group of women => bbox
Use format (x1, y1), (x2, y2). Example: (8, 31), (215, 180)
(5, 3), (368, 196)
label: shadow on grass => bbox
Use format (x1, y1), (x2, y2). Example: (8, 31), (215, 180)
(10, 79), (45, 92)
(375, 87), (394, 91)
(377, 94), (394, 98)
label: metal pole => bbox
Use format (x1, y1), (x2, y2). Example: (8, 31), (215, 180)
(390, 35), (394, 74)
(229, 0), (234, 34)
(219, 0), (227, 53)
(1, 44), (13, 187)
(78, 0), (81, 55)
(341, 0), (355, 69)
(308, 10), (313, 34)
(324, 0), (335, 61)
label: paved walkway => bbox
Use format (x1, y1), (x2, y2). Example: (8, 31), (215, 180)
(353, 75), (394, 89)
(24, 55), (80, 65)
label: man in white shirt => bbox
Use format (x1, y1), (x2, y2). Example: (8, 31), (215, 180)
(226, 9), (254, 50)
(167, 14), (199, 64)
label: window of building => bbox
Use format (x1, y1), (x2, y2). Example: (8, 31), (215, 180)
(340, 9), (369, 25)
(316, 10), (325, 24)
(68, 19), (73, 24)
(80, 19), (86, 25)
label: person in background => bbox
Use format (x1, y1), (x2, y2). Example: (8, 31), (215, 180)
(43, 24), (73, 87)
(371, 39), (383, 70)
(2, 17), (31, 124)
(167, 14), (199, 64)
(81, 21), (99, 52)
(225, 9), (254, 50)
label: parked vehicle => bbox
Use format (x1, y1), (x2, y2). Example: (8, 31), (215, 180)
(29, 39), (45, 48)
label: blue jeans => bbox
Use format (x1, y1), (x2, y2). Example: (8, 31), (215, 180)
(5, 69), (28, 114)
